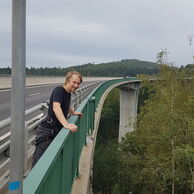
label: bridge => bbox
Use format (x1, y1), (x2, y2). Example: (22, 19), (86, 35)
(20, 77), (140, 194)
(2, 1), (141, 193)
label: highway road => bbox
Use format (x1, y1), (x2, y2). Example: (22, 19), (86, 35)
(0, 81), (97, 121)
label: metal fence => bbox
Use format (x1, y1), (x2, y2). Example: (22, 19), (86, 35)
(23, 87), (97, 194)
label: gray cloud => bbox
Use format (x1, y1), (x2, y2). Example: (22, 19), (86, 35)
(0, 0), (194, 68)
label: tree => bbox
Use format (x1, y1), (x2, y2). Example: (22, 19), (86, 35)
(92, 58), (194, 193)
(124, 64), (194, 194)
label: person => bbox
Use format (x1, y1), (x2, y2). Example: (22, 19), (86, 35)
(32, 71), (83, 167)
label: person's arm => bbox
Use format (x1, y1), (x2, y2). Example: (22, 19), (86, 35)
(53, 102), (77, 132)
(68, 107), (83, 117)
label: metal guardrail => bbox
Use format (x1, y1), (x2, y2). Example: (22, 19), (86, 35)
(92, 77), (139, 110)
(23, 87), (97, 194)
(0, 81), (101, 191)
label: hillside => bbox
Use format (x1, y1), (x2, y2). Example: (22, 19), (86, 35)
(0, 59), (159, 77)
(64, 59), (159, 77)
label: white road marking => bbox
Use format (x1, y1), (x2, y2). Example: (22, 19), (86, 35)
(28, 93), (40, 97)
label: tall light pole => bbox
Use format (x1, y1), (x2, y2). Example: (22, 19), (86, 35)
(9, 0), (26, 193)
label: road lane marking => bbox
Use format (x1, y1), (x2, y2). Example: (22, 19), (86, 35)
(28, 93), (40, 97)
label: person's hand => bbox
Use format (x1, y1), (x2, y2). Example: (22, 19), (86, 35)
(74, 111), (83, 118)
(64, 123), (78, 132)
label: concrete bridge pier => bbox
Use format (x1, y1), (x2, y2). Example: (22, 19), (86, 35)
(118, 82), (140, 142)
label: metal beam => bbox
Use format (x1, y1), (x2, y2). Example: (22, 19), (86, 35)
(9, 0), (26, 193)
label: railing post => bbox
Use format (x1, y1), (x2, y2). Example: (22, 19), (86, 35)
(86, 102), (90, 136)
(89, 97), (95, 133)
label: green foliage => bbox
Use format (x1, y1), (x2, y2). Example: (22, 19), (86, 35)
(181, 64), (194, 77)
(138, 84), (155, 113)
(118, 65), (194, 194)
(93, 88), (120, 194)
(0, 66), (11, 75)
(93, 64), (194, 194)
(96, 88), (120, 143)
(73, 59), (159, 77)
(93, 142), (120, 194)
(0, 59), (159, 77)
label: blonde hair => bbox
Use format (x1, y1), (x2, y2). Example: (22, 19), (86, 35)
(64, 71), (82, 85)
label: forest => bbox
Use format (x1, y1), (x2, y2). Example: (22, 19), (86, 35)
(0, 59), (159, 76)
(92, 64), (194, 194)
(1, 59), (193, 77)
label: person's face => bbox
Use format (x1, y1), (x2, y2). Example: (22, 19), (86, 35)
(66, 74), (81, 92)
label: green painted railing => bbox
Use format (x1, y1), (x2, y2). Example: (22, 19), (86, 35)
(91, 77), (138, 110)
(23, 77), (138, 194)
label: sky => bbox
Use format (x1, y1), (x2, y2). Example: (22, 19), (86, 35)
(0, 0), (194, 68)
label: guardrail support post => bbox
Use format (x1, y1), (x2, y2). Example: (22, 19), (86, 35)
(10, 0), (26, 193)
(41, 103), (48, 116)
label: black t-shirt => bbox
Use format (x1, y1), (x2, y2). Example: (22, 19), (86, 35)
(42, 85), (71, 129)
